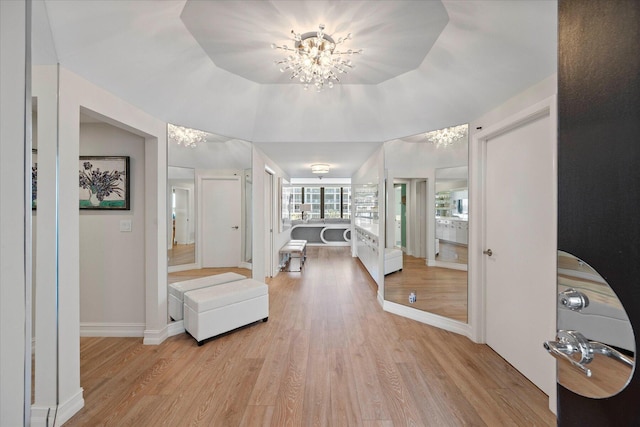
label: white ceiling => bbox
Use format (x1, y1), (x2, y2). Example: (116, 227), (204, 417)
(35, 0), (557, 178)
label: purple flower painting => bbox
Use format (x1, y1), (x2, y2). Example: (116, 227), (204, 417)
(79, 156), (130, 210)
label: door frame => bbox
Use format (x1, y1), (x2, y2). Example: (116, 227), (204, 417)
(469, 95), (557, 411)
(264, 168), (274, 278)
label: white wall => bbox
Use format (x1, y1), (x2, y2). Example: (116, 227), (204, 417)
(0, 1), (28, 424)
(79, 123), (146, 332)
(29, 64), (168, 425)
(252, 146), (291, 281)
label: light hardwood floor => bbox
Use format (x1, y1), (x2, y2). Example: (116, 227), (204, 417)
(384, 253), (468, 322)
(66, 246), (555, 426)
(168, 243), (195, 267)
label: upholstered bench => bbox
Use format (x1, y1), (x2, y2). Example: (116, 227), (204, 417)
(168, 272), (246, 321)
(183, 278), (269, 346)
(280, 240), (307, 272)
(384, 248), (403, 275)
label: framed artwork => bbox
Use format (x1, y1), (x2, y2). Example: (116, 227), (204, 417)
(79, 156), (130, 210)
(32, 149), (37, 210)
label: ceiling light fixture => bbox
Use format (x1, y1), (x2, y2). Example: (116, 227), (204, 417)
(425, 124), (469, 147)
(311, 163), (330, 174)
(167, 123), (208, 148)
(272, 24), (362, 92)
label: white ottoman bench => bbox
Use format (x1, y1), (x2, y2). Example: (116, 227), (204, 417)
(168, 272), (246, 321)
(183, 278), (269, 346)
(279, 241), (307, 272)
(384, 248), (403, 275)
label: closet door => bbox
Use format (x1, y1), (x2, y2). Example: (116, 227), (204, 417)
(557, 0), (640, 424)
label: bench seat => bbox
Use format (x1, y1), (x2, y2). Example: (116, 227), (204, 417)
(183, 278), (269, 345)
(168, 272), (246, 321)
(280, 240), (307, 272)
(384, 248), (403, 275)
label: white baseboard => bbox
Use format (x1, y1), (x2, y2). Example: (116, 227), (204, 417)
(383, 300), (471, 338)
(428, 259), (468, 271)
(80, 322), (145, 337)
(143, 325), (169, 345)
(168, 320), (185, 337)
(55, 388), (85, 426)
(32, 388), (85, 427)
(31, 405), (55, 427)
(168, 262), (199, 273)
(377, 291), (384, 307)
(239, 261), (253, 269)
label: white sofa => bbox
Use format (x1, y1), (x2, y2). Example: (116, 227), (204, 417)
(168, 272), (246, 321)
(183, 278), (269, 345)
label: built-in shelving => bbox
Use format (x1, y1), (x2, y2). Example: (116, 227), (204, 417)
(353, 184), (379, 221)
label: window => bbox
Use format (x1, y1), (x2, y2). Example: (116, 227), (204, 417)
(323, 187), (341, 218)
(304, 187), (321, 219)
(291, 186), (351, 219)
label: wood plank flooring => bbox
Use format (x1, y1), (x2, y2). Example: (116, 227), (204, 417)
(65, 246), (555, 426)
(384, 253), (468, 322)
(168, 243), (195, 267)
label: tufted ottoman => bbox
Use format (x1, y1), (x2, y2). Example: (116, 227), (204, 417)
(183, 278), (269, 345)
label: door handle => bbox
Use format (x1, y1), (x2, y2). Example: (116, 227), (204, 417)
(483, 249), (493, 256)
(231, 226), (239, 230)
(543, 330), (633, 378)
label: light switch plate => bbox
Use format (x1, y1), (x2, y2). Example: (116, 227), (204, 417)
(120, 219), (132, 232)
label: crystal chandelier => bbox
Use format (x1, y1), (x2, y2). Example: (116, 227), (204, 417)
(425, 124), (469, 147)
(167, 123), (208, 148)
(272, 24), (362, 91)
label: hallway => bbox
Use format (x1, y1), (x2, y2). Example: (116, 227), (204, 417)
(66, 246), (554, 426)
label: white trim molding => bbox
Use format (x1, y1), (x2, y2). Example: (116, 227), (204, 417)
(384, 300), (471, 337)
(80, 322), (145, 337)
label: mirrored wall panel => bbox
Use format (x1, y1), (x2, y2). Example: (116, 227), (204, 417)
(384, 124), (468, 322)
(167, 125), (253, 320)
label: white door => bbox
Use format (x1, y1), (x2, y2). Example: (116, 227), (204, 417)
(173, 187), (189, 245)
(201, 177), (241, 268)
(484, 106), (556, 399)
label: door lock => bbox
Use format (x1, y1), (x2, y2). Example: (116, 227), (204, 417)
(558, 288), (589, 311)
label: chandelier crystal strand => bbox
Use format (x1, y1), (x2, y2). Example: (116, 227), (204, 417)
(425, 124), (468, 147)
(167, 123), (208, 148)
(272, 24), (362, 91)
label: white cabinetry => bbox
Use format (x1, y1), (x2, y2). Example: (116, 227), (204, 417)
(355, 226), (379, 282)
(436, 218), (468, 245)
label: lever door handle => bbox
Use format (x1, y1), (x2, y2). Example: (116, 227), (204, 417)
(231, 226), (239, 230)
(483, 249), (493, 256)
(543, 330), (634, 377)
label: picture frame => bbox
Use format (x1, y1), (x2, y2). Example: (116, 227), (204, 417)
(79, 156), (130, 210)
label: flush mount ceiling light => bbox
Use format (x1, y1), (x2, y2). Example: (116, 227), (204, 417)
(311, 163), (330, 174)
(425, 124), (469, 147)
(272, 24), (362, 92)
(167, 123), (208, 148)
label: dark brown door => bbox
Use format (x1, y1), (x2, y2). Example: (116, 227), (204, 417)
(558, 0), (640, 425)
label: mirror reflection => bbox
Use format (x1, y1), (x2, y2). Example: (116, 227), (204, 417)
(546, 251), (635, 399)
(168, 166), (196, 267)
(384, 125), (468, 322)
(167, 126), (253, 320)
